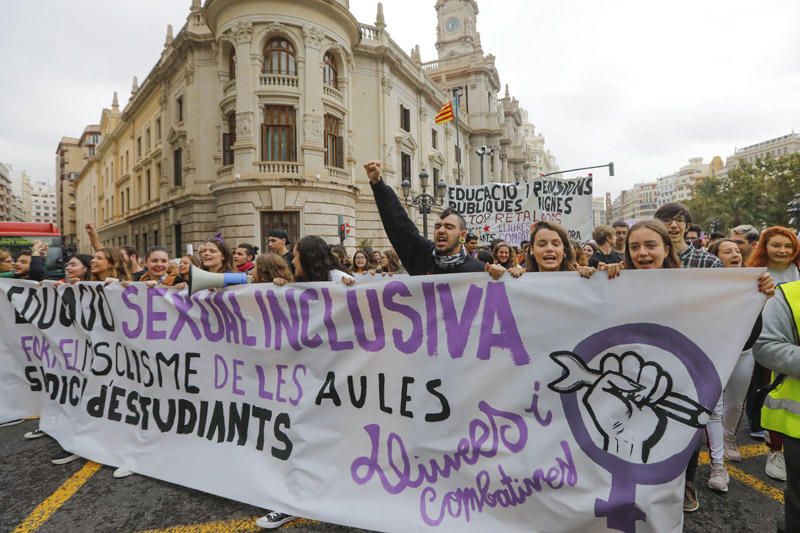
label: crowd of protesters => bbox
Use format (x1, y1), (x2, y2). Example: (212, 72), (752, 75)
(0, 159), (798, 530)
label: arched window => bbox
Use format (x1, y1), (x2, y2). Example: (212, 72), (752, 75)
(323, 51), (338, 88)
(228, 47), (236, 80)
(324, 114), (343, 169)
(264, 38), (296, 75)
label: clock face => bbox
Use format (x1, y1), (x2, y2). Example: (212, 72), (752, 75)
(445, 17), (459, 34)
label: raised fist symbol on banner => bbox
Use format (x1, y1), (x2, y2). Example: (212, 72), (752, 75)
(549, 350), (710, 463)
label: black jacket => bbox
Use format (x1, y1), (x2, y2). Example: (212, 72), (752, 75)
(370, 179), (486, 276)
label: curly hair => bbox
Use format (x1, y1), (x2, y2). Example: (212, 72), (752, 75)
(253, 253), (295, 283)
(93, 247), (131, 281)
(492, 241), (517, 268)
(296, 236), (339, 282)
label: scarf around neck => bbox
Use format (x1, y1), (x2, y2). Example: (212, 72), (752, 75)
(432, 246), (467, 270)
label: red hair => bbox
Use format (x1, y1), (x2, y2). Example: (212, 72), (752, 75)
(745, 226), (799, 267)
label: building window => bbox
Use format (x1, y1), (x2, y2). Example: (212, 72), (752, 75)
(400, 105), (411, 132)
(173, 148), (183, 186)
(174, 223), (182, 258)
(228, 47), (236, 80)
(433, 167), (440, 184)
(261, 105), (296, 161)
(223, 112), (236, 166)
(176, 96), (184, 123)
(137, 137), (142, 159)
(401, 152), (411, 181)
(324, 114), (344, 169)
(261, 211), (300, 252)
(156, 118), (161, 140)
(125, 151), (129, 173)
(431, 128), (438, 150)
(146, 169), (151, 202)
(154, 229), (159, 246)
(264, 38), (296, 75)
(145, 128), (151, 150)
(323, 51), (338, 88)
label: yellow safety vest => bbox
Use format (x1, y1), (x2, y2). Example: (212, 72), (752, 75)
(761, 280), (800, 439)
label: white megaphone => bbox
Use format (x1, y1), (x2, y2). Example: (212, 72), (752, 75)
(187, 264), (248, 295)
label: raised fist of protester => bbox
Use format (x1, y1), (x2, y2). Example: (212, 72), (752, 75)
(363, 161), (383, 184)
(273, 277), (288, 287)
(583, 351), (670, 463)
(31, 240), (47, 257)
(758, 272), (775, 298)
(85, 222), (96, 234)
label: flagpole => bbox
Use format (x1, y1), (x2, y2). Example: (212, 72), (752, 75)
(453, 90), (462, 185)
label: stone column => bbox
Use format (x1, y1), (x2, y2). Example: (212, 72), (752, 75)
(231, 21), (257, 175)
(301, 24), (325, 179)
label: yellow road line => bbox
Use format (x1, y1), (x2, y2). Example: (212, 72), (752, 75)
(13, 460), (101, 533)
(727, 465), (785, 504)
(136, 517), (320, 533)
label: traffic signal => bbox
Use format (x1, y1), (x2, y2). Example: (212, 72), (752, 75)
(338, 223), (346, 243)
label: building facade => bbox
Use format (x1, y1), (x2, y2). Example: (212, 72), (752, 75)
(56, 136), (85, 248)
(71, 0), (557, 254)
(727, 131), (800, 168)
(0, 163), (13, 221)
(591, 197), (605, 228)
(31, 181), (57, 224)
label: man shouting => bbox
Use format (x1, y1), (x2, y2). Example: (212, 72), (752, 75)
(364, 161), (485, 276)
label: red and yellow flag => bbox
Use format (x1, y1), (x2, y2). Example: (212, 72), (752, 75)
(434, 101), (454, 125)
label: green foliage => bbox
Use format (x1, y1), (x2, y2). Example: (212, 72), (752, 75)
(357, 237), (373, 249)
(687, 153), (800, 232)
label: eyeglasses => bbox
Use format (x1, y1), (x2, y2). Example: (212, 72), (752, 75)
(656, 215), (686, 225)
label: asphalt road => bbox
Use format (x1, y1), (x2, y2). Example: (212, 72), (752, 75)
(0, 418), (784, 532)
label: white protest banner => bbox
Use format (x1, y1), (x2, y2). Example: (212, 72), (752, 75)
(0, 270), (764, 533)
(445, 177), (593, 246)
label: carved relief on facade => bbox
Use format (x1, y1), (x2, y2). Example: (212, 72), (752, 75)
(303, 114), (323, 140)
(232, 21), (254, 44)
(381, 75), (393, 95)
(303, 25), (324, 49)
(236, 111), (254, 137)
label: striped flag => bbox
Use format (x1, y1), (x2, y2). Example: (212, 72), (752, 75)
(434, 101), (454, 125)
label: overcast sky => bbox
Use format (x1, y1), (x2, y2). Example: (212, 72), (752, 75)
(1, 0), (798, 197)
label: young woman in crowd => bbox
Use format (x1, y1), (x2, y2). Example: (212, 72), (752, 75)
(500, 221), (595, 278)
(573, 241), (589, 267)
(582, 241), (598, 260)
(90, 247), (130, 282)
(233, 243), (257, 274)
(274, 236), (355, 286)
(380, 248), (405, 274)
(351, 250), (372, 275)
(64, 254), (92, 283)
(0, 249), (15, 278)
(701, 238), (762, 491)
(492, 242), (517, 269)
(138, 247), (183, 287)
(198, 238), (233, 274)
(746, 226), (800, 482)
(252, 253), (295, 284)
(329, 244), (351, 272)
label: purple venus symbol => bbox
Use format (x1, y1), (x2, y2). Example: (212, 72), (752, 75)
(557, 323), (720, 533)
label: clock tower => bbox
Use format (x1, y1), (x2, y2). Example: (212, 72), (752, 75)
(435, 0), (480, 58)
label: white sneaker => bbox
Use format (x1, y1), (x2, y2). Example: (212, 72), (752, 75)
(24, 428), (46, 440)
(256, 512), (297, 529)
(113, 467), (134, 479)
(765, 450), (787, 481)
(707, 462), (730, 493)
(723, 435), (742, 462)
(51, 453), (80, 465)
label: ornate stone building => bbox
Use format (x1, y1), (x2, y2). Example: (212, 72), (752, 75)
(72, 0), (557, 254)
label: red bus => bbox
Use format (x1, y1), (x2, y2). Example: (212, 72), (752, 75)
(0, 222), (65, 279)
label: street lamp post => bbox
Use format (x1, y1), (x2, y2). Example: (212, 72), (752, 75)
(402, 170), (447, 240)
(476, 146), (495, 185)
(788, 193), (800, 231)
(539, 162), (615, 179)
(710, 218), (721, 234)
